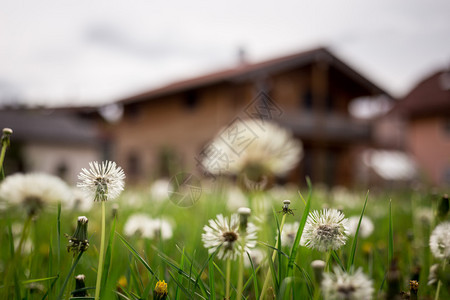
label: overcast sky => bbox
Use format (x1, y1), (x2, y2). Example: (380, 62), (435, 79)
(1, 0), (449, 107)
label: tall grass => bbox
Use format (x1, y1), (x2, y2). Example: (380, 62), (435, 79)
(0, 178), (448, 299)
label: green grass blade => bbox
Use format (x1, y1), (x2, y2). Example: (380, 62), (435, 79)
(347, 190), (369, 272)
(246, 251), (260, 300)
(157, 247), (210, 297)
(274, 209), (283, 288)
(57, 202), (61, 292)
(331, 251), (345, 271)
(22, 276), (59, 285)
(57, 251), (84, 300)
(208, 256), (215, 300)
(175, 247), (186, 300)
(157, 251), (194, 280)
(100, 216), (117, 298)
(40, 275), (60, 300)
(388, 200), (394, 265)
(116, 232), (158, 280)
(267, 248), (279, 291)
(286, 177), (312, 278)
(293, 263), (314, 298)
(13, 272), (21, 300)
(171, 247), (210, 298)
(168, 270), (191, 298)
(258, 242), (290, 258)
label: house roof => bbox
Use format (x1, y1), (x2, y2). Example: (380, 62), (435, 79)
(0, 109), (101, 146)
(119, 47), (390, 105)
(391, 69), (450, 118)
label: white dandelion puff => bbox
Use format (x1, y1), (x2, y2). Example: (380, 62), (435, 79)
(203, 119), (302, 179)
(244, 248), (265, 268)
(322, 267), (374, 300)
(415, 207), (434, 225)
(279, 222), (300, 248)
(148, 218), (174, 240)
(77, 161), (125, 202)
(301, 209), (349, 252)
(202, 213), (257, 260)
(347, 216), (374, 239)
(0, 173), (71, 216)
(429, 221), (450, 260)
(124, 214), (152, 238)
(226, 187), (248, 211)
(124, 214), (173, 240)
(65, 187), (94, 212)
(149, 179), (171, 202)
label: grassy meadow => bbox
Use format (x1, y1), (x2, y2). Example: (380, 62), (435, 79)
(0, 175), (448, 299)
(0, 125), (449, 299)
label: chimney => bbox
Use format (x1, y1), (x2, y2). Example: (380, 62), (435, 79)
(237, 47), (247, 65)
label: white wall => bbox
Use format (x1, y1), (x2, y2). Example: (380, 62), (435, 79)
(22, 143), (101, 185)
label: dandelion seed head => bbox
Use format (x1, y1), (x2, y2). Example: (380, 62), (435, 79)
(0, 173), (71, 217)
(279, 222), (299, 248)
(77, 160), (125, 202)
(322, 267), (374, 300)
(203, 119), (302, 181)
(429, 221), (450, 260)
(347, 216), (374, 239)
(202, 213), (257, 260)
(301, 209), (349, 252)
(244, 248), (265, 267)
(124, 214), (173, 240)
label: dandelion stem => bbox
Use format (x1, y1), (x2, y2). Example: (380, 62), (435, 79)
(225, 258), (231, 300)
(57, 251), (83, 300)
(434, 280), (441, 300)
(434, 259), (447, 300)
(0, 128), (12, 179)
(0, 142), (7, 174)
(17, 216), (32, 258)
(325, 250), (332, 272)
(236, 242), (245, 298)
(95, 201), (106, 300)
(259, 214), (287, 300)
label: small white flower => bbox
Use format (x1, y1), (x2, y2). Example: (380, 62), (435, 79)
(202, 213), (257, 260)
(429, 221), (450, 260)
(77, 161), (125, 202)
(322, 267), (374, 300)
(0, 173), (71, 216)
(124, 214), (173, 240)
(347, 216), (374, 239)
(280, 222), (299, 248)
(301, 209), (349, 252)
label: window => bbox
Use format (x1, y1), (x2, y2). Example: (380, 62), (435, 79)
(184, 90), (199, 111)
(443, 118), (450, 137)
(302, 89), (313, 110)
(127, 152), (141, 177)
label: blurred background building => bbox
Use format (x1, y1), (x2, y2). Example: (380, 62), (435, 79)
(100, 47), (389, 187)
(1, 1), (449, 188)
(0, 108), (102, 184)
(1, 49), (449, 188)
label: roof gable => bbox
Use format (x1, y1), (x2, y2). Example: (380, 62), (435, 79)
(119, 47), (389, 105)
(393, 69), (450, 118)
